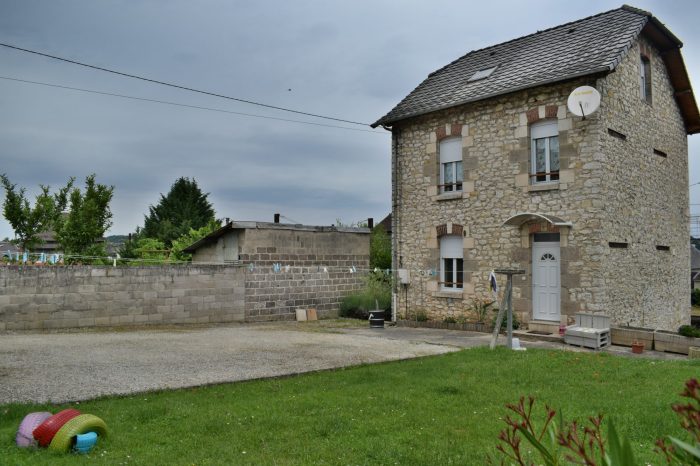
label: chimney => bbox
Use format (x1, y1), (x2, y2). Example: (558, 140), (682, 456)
(274, 213), (280, 224)
(225, 217), (230, 225)
(367, 218), (374, 229)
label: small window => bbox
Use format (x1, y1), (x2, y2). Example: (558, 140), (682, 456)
(609, 242), (628, 249)
(440, 235), (463, 290)
(656, 245), (670, 251)
(530, 121), (559, 184)
(640, 55), (652, 104)
(607, 128), (627, 140)
(439, 137), (463, 194)
(653, 149), (667, 158)
(468, 66), (498, 82)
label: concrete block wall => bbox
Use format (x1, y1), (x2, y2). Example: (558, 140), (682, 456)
(244, 267), (366, 321)
(0, 265), (246, 331)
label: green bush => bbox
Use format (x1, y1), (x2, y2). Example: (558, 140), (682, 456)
(443, 316), (457, 324)
(339, 273), (391, 319)
(415, 310), (428, 322)
(492, 310), (519, 332)
(679, 324), (700, 338)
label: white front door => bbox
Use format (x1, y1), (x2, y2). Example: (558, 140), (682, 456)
(532, 241), (561, 321)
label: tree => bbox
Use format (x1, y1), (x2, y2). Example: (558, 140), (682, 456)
(0, 174), (71, 251)
(54, 174), (114, 256)
(370, 224), (391, 270)
(142, 177), (215, 247)
(170, 219), (222, 261)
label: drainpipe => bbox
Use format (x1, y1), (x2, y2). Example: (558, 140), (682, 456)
(386, 124), (399, 322)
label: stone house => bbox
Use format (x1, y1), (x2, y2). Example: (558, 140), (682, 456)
(372, 6), (700, 331)
(183, 220), (369, 267)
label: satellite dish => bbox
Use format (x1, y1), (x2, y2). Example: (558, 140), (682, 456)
(567, 86), (601, 118)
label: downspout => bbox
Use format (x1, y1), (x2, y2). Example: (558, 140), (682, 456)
(384, 124), (399, 322)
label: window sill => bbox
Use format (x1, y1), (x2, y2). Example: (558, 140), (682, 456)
(435, 191), (463, 201)
(433, 290), (463, 299)
(528, 182), (559, 192)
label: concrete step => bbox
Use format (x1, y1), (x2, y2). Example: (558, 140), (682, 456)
(514, 329), (564, 343)
(527, 320), (560, 334)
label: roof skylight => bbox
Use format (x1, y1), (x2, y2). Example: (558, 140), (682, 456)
(468, 66), (498, 82)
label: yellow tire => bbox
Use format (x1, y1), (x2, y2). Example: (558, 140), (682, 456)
(48, 414), (108, 453)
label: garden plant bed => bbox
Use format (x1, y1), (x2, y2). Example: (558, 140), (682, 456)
(654, 330), (700, 355)
(2, 348), (698, 465)
(397, 319), (492, 333)
(610, 326), (655, 350)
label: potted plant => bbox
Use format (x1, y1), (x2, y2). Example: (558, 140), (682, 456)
(631, 340), (644, 354)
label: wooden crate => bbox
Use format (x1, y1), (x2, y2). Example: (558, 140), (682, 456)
(564, 328), (610, 349)
(610, 327), (655, 350)
(564, 313), (611, 349)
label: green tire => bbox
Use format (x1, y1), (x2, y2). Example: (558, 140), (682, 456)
(48, 414), (108, 453)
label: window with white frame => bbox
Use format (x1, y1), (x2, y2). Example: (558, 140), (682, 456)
(640, 55), (652, 103)
(439, 137), (463, 193)
(440, 235), (463, 290)
(530, 120), (559, 184)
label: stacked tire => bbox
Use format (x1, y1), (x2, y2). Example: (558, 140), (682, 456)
(15, 408), (107, 454)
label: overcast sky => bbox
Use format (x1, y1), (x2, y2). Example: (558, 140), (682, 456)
(2, 0), (700, 239)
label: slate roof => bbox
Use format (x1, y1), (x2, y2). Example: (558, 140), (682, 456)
(372, 5), (700, 133)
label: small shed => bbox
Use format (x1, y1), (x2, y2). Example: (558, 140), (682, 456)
(183, 220), (370, 266)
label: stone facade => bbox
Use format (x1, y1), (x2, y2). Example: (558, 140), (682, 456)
(391, 36), (690, 330)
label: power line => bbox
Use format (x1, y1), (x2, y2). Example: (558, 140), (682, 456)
(0, 75), (386, 134)
(0, 42), (371, 126)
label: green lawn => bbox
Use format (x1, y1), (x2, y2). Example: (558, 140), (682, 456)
(1, 347), (698, 465)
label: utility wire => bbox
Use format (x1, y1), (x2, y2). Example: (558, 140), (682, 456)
(0, 42), (371, 126)
(0, 76), (386, 134)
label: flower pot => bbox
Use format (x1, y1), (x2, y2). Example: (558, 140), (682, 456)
(631, 343), (644, 354)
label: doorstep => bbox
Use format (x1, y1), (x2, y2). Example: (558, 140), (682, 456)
(513, 328), (564, 343)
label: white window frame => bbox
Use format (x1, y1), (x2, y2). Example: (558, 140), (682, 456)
(530, 120), (560, 184)
(439, 137), (463, 193)
(440, 235), (463, 290)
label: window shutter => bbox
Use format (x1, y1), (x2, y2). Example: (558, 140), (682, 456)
(439, 137), (462, 164)
(530, 120), (558, 139)
(440, 235), (463, 258)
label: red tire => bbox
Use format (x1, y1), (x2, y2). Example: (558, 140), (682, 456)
(32, 409), (81, 448)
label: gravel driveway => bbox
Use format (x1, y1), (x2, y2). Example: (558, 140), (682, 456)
(0, 322), (460, 404)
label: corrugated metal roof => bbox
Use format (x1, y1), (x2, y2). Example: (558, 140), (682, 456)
(372, 5), (700, 134)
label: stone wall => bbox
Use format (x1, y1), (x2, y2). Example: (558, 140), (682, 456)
(0, 265), (246, 331)
(0, 263), (367, 330)
(597, 37), (690, 329)
(390, 36), (690, 331)
(245, 267), (366, 321)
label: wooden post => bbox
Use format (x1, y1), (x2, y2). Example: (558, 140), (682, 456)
(490, 268), (525, 350)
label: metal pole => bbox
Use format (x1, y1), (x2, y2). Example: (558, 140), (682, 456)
(506, 274), (513, 349)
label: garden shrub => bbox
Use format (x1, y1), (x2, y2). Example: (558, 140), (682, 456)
(678, 324), (700, 338)
(339, 272), (391, 319)
(492, 310), (519, 331)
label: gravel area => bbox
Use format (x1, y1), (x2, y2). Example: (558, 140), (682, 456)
(0, 323), (458, 404)
(0, 322), (686, 404)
